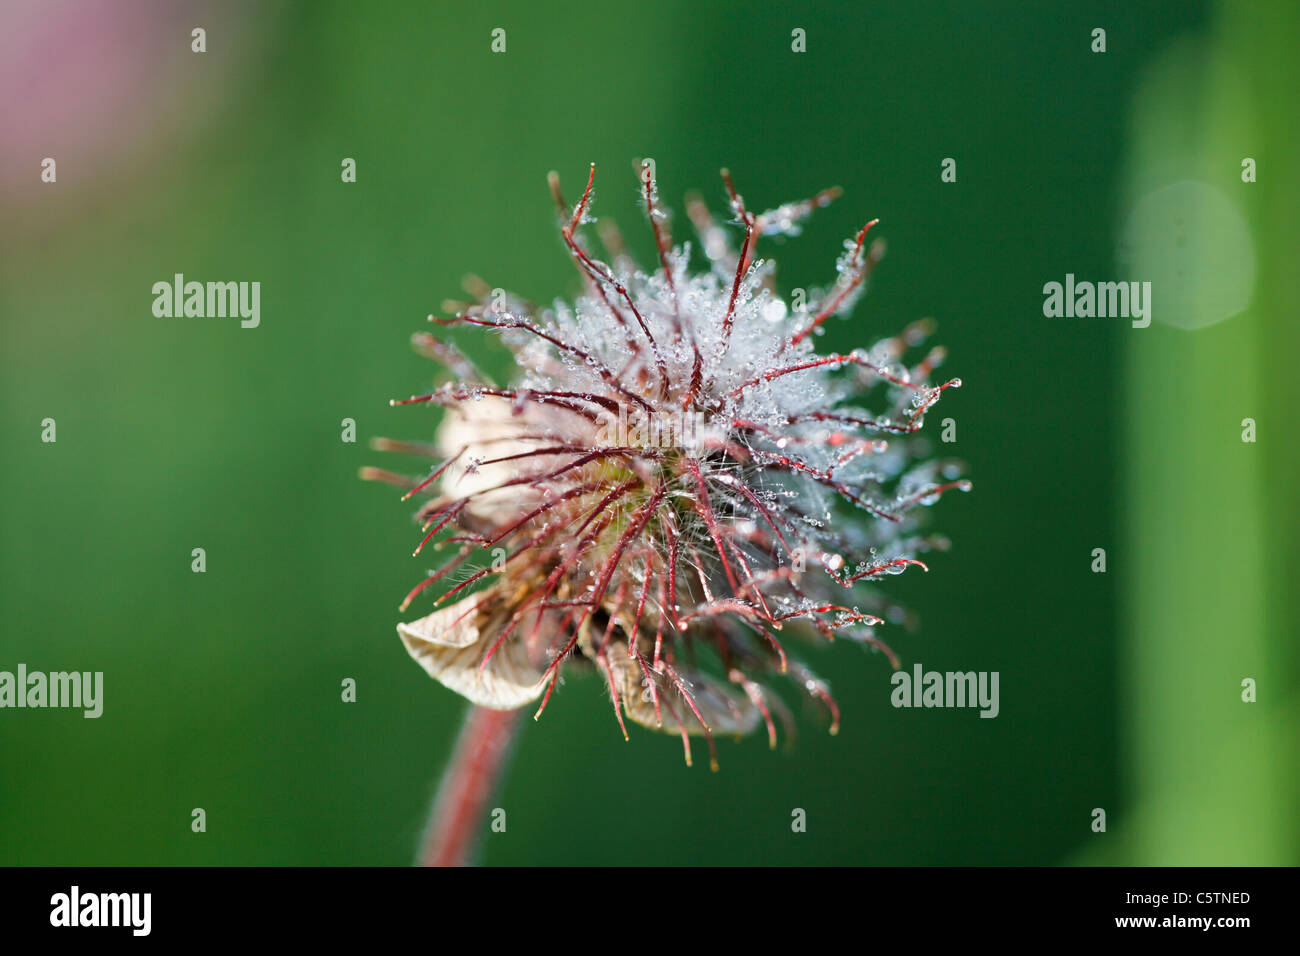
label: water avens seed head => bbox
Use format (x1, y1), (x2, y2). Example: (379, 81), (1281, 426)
(367, 163), (968, 768)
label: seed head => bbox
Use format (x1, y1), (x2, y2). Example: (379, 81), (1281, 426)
(365, 162), (968, 768)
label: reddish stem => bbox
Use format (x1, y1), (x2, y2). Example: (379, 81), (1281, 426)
(418, 705), (522, 867)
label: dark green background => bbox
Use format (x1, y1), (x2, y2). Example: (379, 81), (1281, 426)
(3, 0), (1294, 865)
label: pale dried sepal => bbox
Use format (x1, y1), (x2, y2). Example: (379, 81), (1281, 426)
(398, 589), (546, 710)
(436, 396), (572, 529)
(397, 601), (484, 648)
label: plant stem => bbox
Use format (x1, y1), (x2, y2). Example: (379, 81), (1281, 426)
(418, 705), (521, 867)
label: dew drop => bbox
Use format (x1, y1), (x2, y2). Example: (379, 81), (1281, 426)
(762, 299), (788, 324)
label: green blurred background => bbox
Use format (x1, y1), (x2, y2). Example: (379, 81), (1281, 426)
(2, 0), (1295, 865)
